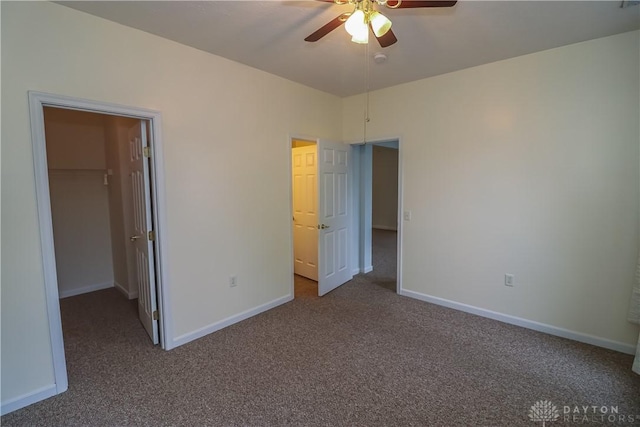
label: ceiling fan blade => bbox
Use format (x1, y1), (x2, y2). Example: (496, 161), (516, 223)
(386, 0), (457, 8)
(305, 13), (350, 42)
(374, 28), (398, 48)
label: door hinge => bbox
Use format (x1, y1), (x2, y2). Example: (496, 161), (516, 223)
(152, 310), (158, 321)
(148, 230), (155, 241)
(143, 146), (151, 158)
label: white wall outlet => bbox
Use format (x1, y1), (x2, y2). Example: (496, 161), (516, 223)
(229, 275), (237, 287)
(403, 210), (412, 221)
(505, 274), (514, 287)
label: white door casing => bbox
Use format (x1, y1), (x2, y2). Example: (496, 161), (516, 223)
(292, 145), (319, 281)
(128, 121), (159, 344)
(318, 139), (353, 296)
(25, 91), (170, 415)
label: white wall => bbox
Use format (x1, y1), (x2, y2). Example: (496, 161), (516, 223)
(45, 108), (115, 298)
(1, 1), (341, 410)
(344, 30), (640, 349)
(372, 145), (399, 230)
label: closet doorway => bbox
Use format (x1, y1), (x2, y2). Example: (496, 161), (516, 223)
(29, 91), (174, 402)
(44, 107), (160, 343)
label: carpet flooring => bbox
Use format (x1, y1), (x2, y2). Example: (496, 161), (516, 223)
(3, 230), (639, 426)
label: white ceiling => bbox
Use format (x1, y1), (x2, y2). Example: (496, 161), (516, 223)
(58, 1), (640, 97)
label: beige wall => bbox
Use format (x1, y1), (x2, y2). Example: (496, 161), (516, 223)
(344, 30), (640, 348)
(48, 172), (114, 297)
(44, 108), (107, 170)
(45, 108), (114, 298)
(1, 1), (341, 406)
(372, 145), (398, 230)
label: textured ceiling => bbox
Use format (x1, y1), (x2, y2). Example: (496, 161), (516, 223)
(58, 1), (640, 97)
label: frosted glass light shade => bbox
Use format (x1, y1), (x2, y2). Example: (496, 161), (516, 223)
(345, 10), (367, 37)
(351, 31), (369, 44)
(370, 11), (392, 37)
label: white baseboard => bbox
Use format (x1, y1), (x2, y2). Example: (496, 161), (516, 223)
(399, 289), (636, 355)
(114, 281), (128, 298)
(171, 294), (294, 348)
(351, 267), (373, 275)
(58, 281), (113, 299)
(114, 281), (138, 300)
(1, 384), (57, 415)
(372, 225), (397, 231)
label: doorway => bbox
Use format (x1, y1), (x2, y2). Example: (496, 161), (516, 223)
(44, 106), (160, 343)
(291, 139), (319, 297)
(356, 139), (402, 293)
(370, 142), (399, 292)
(28, 92), (170, 398)
(290, 137), (353, 298)
(292, 140), (318, 281)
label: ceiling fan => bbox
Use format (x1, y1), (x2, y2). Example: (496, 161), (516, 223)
(305, 0), (457, 47)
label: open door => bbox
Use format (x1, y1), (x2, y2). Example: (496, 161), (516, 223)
(317, 139), (352, 296)
(292, 145), (319, 281)
(128, 121), (159, 344)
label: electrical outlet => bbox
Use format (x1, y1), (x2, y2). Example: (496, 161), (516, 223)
(229, 275), (237, 287)
(403, 211), (412, 221)
(505, 274), (514, 287)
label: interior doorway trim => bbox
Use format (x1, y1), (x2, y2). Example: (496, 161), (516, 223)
(27, 91), (173, 399)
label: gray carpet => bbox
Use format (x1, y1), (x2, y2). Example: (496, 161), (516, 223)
(368, 228), (398, 292)
(3, 229), (640, 426)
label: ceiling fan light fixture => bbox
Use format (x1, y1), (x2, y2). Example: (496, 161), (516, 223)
(369, 11), (392, 37)
(351, 31), (369, 44)
(345, 9), (366, 37)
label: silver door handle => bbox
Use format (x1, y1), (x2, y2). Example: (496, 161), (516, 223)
(130, 235), (141, 242)
(319, 224), (330, 229)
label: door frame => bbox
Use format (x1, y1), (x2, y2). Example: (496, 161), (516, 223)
(351, 137), (403, 293)
(290, 135), (389, 295)
(28, 91), (173, 397)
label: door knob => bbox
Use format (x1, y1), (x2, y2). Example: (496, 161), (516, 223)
(130, 235), (141, 242)
(319, 224), (330, 229)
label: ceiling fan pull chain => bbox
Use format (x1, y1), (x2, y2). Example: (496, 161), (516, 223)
(364, 40), (371, 143)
